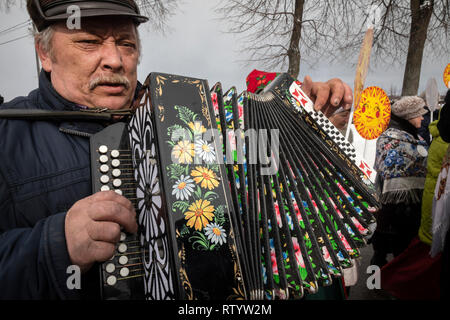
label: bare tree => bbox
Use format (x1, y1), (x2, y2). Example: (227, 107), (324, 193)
(331, 0), (449, 96)
(217, 0), (449, 95)
(135, 0), (180, 33)
(216, 0), (338, 78)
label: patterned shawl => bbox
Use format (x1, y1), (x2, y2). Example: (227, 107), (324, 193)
(374, 126), (429, 205)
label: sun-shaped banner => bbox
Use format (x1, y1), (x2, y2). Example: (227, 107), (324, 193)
(444, 63), (450, 88)
(353, 86), (391, 140)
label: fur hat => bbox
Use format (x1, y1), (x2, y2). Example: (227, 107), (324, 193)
(391, 96), (428, 120)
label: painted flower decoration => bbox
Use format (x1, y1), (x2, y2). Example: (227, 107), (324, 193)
(204, 222), (227, 245)
(185, 199), (215, 231)
(195, 139), (216, 164)
(172, 140), (195, 164)
(211, 93), (219, 112)
(188, 122), (207, 135)
(238, 105), (244, 119)
(292, 237), (306, 269)
(191, 166), (220, 190)
(172, 175), (195, 201)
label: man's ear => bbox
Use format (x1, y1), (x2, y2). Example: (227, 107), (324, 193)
(35, 41), (52, 72)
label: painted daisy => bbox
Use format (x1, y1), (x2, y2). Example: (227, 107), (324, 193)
(172, 175), (195, 201)
(172, 140), (195, 164)
(195, 139), (216, 164)
(184, 199), (215, 231)
(204, 222), (227, 245)
(191, 166), (220, 190)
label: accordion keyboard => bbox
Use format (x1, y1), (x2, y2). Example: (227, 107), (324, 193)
(90, 122), (146, 300)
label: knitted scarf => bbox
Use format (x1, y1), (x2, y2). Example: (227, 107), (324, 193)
(374, 116), (429, 205)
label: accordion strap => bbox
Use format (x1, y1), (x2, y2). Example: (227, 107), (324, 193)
(0, 108), (133, 121)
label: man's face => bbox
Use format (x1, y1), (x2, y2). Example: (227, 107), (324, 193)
(39, 17), (139, 110)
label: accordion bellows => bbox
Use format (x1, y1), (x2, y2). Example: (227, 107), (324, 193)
(90, 72), (379, 300)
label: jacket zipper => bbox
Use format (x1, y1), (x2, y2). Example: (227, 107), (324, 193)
(59, 127), (92, 138)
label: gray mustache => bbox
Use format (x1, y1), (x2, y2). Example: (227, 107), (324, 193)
(89, 75), (131, 90)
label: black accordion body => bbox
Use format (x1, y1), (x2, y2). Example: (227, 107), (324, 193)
(90, 72), (379, 300)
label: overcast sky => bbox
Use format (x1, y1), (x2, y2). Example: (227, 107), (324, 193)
(0, 0), (448, 166)
(0, 0), (448, 103)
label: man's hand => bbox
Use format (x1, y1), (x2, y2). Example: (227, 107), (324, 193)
(301, 76), (353, 118)
(65, 191), (137, 273)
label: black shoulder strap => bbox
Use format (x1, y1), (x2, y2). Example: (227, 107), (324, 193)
(0, 108), (133, 122)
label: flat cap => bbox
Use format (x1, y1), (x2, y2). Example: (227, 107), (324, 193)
(27, 0), (149, 31)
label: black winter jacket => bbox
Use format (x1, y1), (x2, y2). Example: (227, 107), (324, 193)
(0, 71), (119, 299)
(437, 90), (450, 143)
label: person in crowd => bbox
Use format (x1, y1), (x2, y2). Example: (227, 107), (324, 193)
(435, 90), (450, 299)
(420, 92), (450, 252)
(370, 96), (429, 267)
(379, 91), (449, 300)
(0, 0), (355, 299)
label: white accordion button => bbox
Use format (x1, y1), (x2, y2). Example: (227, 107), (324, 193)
(118, 243), (127, 253)
(101, 185), (110, 191)
(120, 267), (130, 277)
(99, 145), (108, 154)
(100, 164), (109, 173)
(120, 232), (126, 241)
(114, 189), (123, 195)
(112, 169), (121, 177)
(113, 179), (122, 187)
(119, 255), (128, 265)
(100, 175), (110, 184)
(106, 275), (117, 286)
(105, 263), (115, 273)
(111, 150), (120, 158)
(99, 155), (108, 163)
(111, 159), (120, 167)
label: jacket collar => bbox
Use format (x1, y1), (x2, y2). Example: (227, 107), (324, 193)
(38, 70), (82, 111)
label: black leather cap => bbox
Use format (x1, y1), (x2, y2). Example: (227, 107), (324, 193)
(27, 0), (149, 31)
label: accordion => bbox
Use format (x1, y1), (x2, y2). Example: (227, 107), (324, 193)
(90, 72), (379, 300)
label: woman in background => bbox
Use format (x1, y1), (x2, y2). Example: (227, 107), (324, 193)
(371, 96), (429, 267)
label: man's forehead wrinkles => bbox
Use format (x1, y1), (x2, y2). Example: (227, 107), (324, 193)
(65, 25), (136, 41)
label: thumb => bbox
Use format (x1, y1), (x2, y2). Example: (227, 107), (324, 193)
(301, 75), (313, 98)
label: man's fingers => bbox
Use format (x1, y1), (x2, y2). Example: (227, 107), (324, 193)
(87, 221), (121, 243)
(327, 78), (345, 108)
(89, 200), (138, 234)
(301, 75), (313, 98)
(311, 82), (330, 111)
(89, 190), (135, 213)
(342, 82), (354, 110)
(88, 241), (116, 263)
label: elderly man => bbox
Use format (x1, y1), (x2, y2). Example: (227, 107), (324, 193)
(0, 0), (354, 299)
